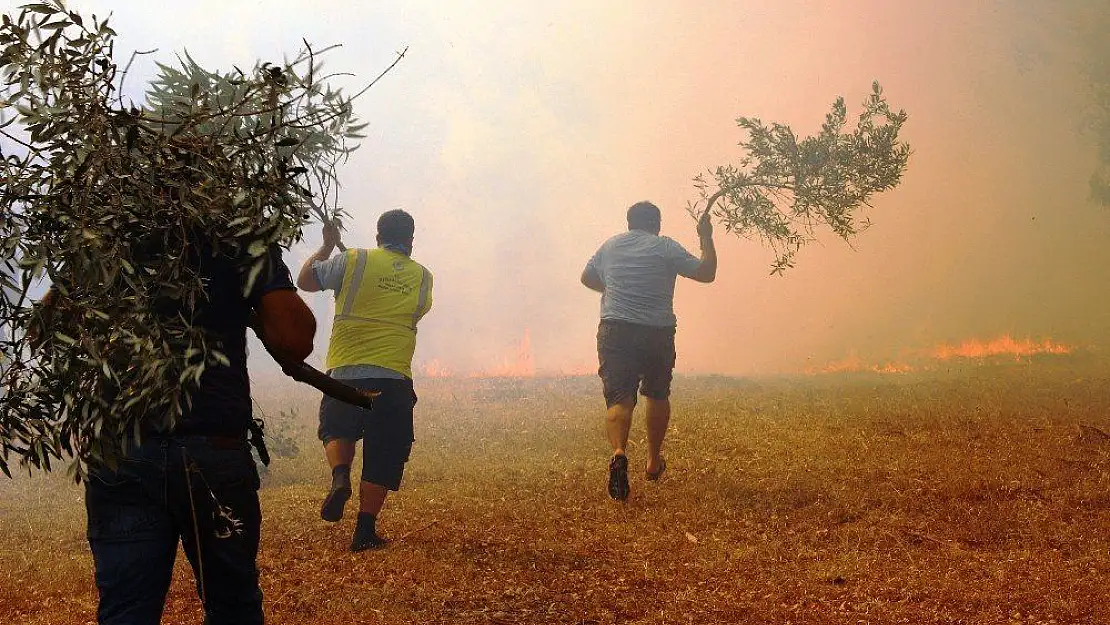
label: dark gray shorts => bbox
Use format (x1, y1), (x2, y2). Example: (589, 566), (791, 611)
(597, 319), (677, 408)
(317, 377), (417, 491)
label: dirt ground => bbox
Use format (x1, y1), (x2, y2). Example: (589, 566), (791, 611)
(3, 360), (1110, 624)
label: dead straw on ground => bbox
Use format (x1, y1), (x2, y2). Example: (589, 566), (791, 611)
(2, 359), (1109, 624)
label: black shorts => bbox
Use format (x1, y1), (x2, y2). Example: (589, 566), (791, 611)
(317, 377), (417, 491)
(597, 319), (677, 408)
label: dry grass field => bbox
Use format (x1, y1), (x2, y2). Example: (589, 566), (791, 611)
(3, 357), (1110, 624)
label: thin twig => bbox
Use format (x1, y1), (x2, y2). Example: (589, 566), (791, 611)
(398, 519), (441, 541)
(350, 46), (409, 101)
(116, 48), (158, 107)
(0, 129), (46, 161)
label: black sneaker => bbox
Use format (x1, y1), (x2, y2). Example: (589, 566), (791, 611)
(608, 454), (630, 501)
(350, 532), (390, 552)
(319, 484), (351, 522)
(351, 512), (389, 552)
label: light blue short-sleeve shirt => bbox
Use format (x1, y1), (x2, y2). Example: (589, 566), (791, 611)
(584, 230), (701, 328)
(312, 253), (348, 293)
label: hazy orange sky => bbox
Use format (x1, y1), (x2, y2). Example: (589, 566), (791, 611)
(5, 0), (1107, 375)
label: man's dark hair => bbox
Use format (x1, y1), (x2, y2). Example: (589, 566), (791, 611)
(627, 201), (661, 233)
(377, 209), (415, 245)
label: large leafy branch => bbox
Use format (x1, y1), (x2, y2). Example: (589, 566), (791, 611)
(0, 1), (398, 477)
(694, 81), (911, 274)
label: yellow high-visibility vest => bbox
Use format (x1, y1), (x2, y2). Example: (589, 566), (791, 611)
(325, 247), (433, 378)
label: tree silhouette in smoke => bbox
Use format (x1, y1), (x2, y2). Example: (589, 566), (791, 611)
(0, 1), (400, 477)
(1009, 0), (1110, 205)
(1050, 0), (1110, 205)
(694, 81), (910, 274)
(1079, 7), (1110, 205)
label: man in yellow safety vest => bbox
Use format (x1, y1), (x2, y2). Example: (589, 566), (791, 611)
(296, 210), (433, 551)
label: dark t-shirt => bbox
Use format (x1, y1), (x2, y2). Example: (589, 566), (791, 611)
(173, 245), (295, 437)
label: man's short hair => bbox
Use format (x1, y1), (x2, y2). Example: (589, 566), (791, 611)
(627, 201), (661, 232)
(377, 209), (415, 245)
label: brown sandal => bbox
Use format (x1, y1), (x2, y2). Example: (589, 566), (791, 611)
(646, 458), (667, 481)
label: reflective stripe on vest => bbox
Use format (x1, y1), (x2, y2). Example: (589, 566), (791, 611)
(412, 265), (432, 330)
(340, 249), (370, 318)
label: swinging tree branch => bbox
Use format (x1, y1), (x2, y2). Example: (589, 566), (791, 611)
(694, 81), (911, 274)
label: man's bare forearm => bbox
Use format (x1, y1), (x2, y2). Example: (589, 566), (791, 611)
(295, 244), (334, 292)
(696, 236), (717, 283)
(247, 310), (379, 410)
(581, 267), (604, 292)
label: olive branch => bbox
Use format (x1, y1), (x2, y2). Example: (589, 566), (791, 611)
(693, 81), (911, 274)
(0, 1), (402, 478)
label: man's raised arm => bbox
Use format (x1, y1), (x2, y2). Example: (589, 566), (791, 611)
(690, 209), (717, 283)
(296, 221), (341, 292)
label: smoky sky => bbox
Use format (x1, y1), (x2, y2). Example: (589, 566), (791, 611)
(4, 0), (1108, 375)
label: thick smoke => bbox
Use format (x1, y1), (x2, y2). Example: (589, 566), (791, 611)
(372, 1), (1110, 375)
(5, 1), (1108, 375)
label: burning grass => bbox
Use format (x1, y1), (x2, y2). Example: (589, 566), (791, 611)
(812, 334), (1078, 375)
(3, 361), (1110, 623)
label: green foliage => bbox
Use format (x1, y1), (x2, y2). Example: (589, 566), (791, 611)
(0, 1), (376, 477)
(695, 81), (910, 274)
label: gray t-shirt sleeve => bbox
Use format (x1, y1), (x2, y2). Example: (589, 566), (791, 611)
(311, 252), (348, 292)
(585, 246), (605, 278)
(664, 237), (701, 278)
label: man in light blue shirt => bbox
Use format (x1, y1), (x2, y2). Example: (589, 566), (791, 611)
(581, 201), (717, 501)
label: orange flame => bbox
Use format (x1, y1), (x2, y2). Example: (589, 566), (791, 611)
(811, 352), (916, 375)
(811, 334), (1075, 375)
(930, 335), (1071, 360)
(475, 329), (536, 377)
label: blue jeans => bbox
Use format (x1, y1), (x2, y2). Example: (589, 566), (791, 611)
(85, 436), (263, 625)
